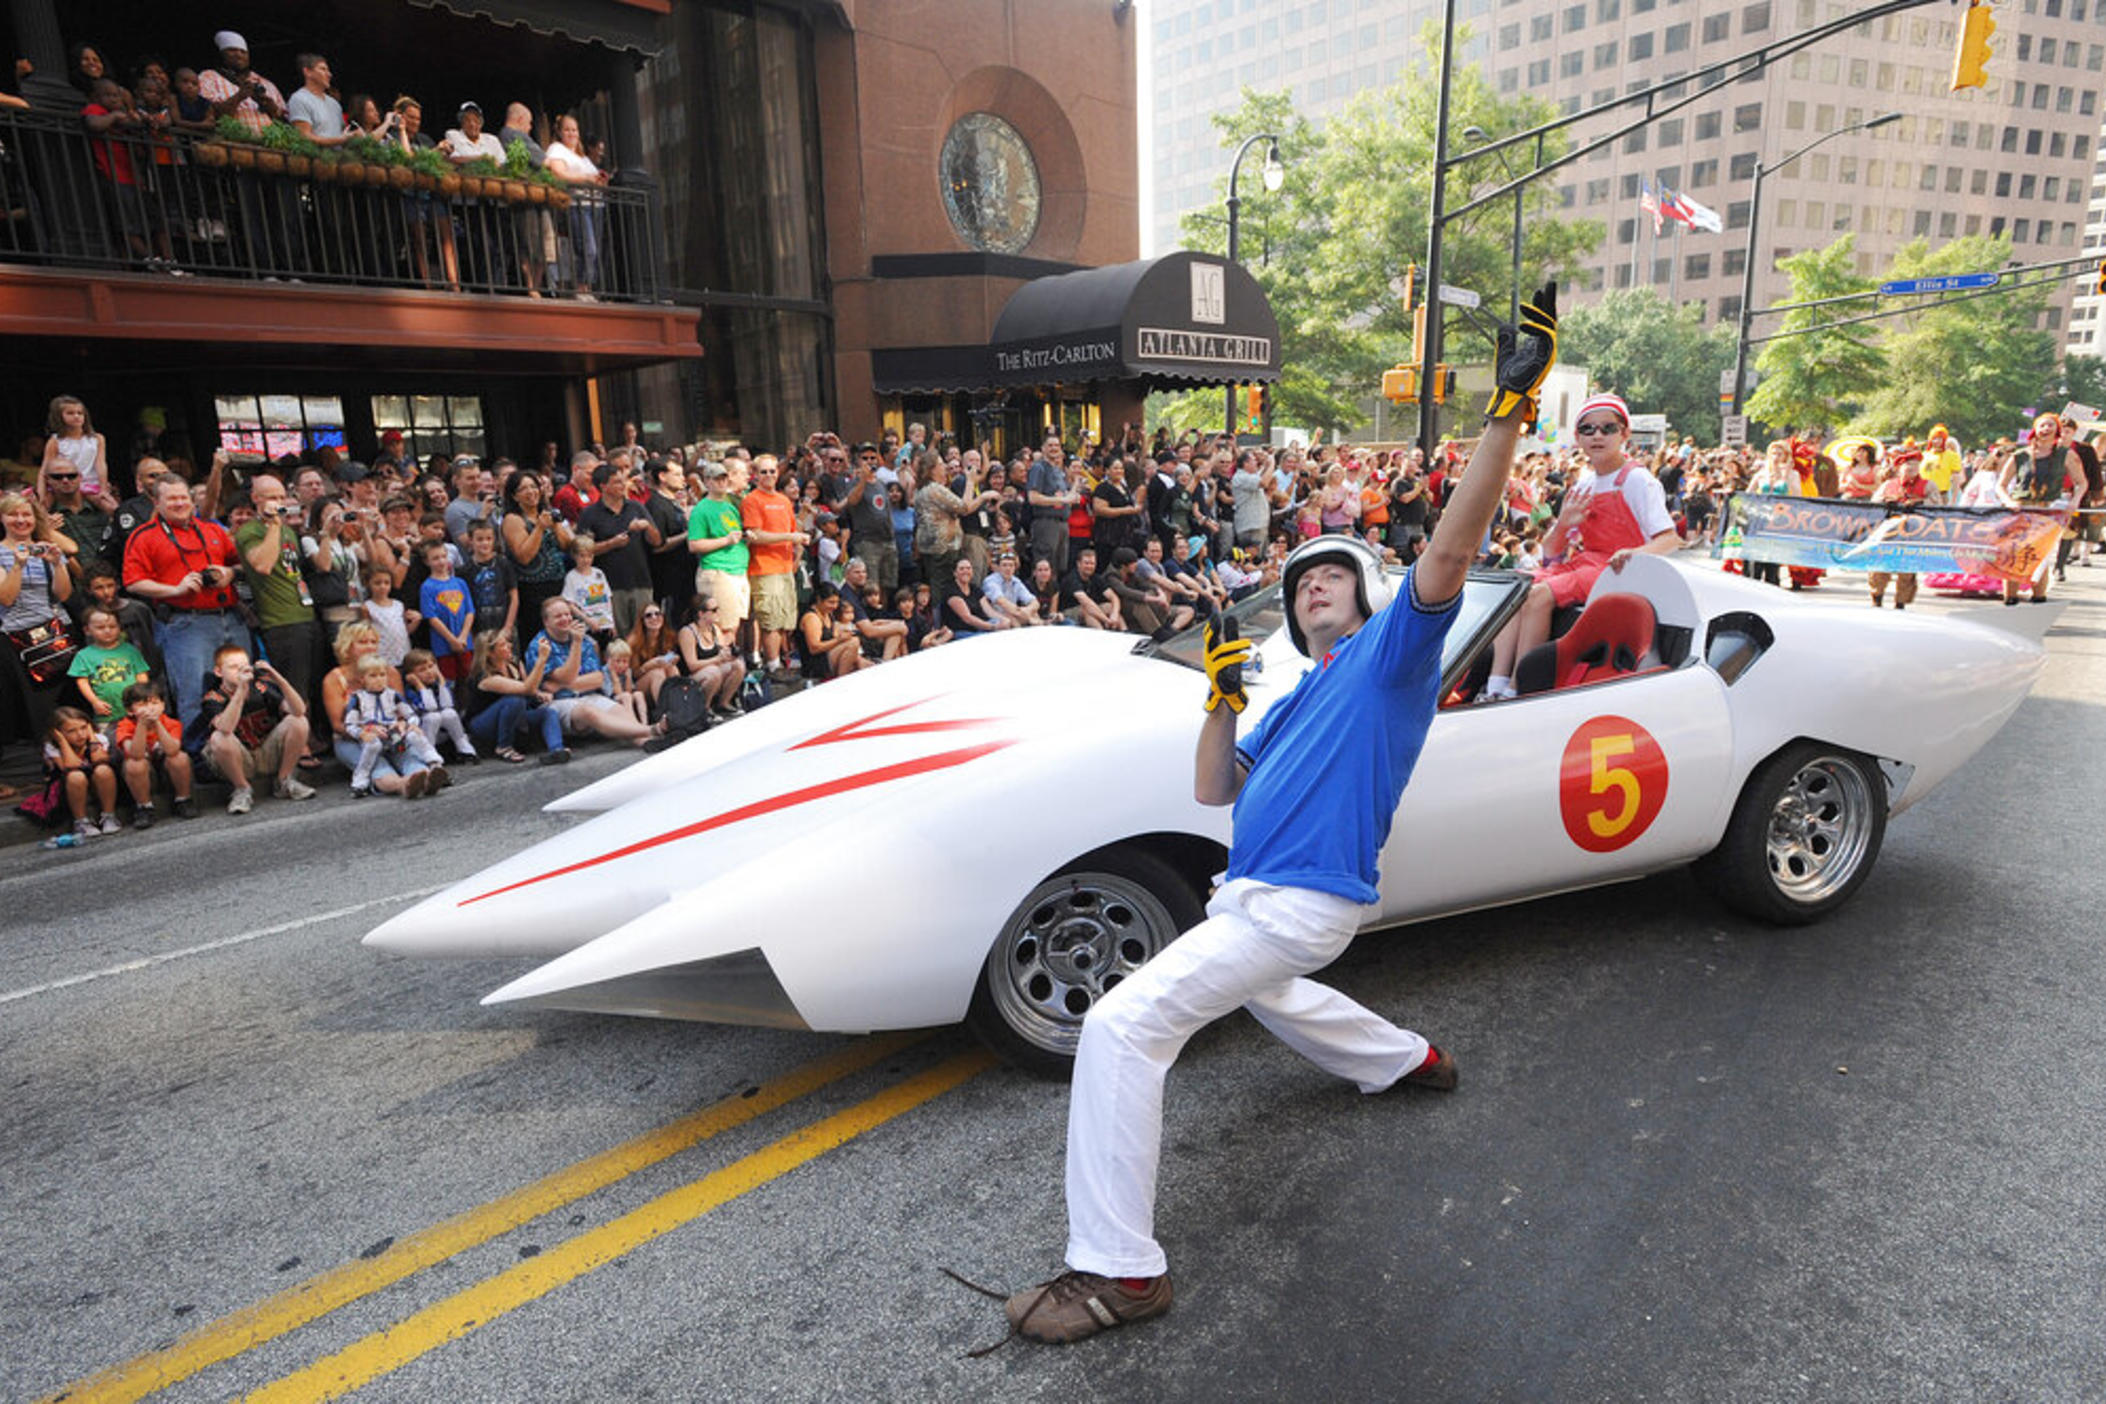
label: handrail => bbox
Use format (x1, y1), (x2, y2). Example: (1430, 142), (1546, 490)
(0, 106), (669, 303)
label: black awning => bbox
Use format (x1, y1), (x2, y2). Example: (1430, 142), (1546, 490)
(870, 251), (1282, 394)
(406, 0), (666, 55)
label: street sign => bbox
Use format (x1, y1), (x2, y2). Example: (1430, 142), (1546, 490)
(1438, 283), (1481, 309)
(1877, 272), (1999, 295)
(1721, 414), (1747, 446)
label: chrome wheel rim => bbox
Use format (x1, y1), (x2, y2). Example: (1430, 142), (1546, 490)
(1765, 756), (1876, 905)
(986, 872), (1179, 1057)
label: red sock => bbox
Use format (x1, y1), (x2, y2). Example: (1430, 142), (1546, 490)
(1118, 1276), (1155, 1293)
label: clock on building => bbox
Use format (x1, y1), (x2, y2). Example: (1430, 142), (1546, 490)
(939, 112), (1042, 255)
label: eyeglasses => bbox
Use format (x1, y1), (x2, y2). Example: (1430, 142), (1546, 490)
(701, 603), (719, 611)
(642, 610), (663, 619)
(47, 472), (79, 481)
(1574, 422), (1621, 437)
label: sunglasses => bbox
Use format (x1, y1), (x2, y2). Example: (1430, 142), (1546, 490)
(642, 610), (663, 619)
(47, 472), (80, 481)
(1574, 421), (1622, 436)
(701, 603), (719, 611)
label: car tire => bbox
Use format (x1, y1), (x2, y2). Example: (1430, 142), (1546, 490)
(966, 850), (1204, 1077)
(1694, 741), (1887, 926)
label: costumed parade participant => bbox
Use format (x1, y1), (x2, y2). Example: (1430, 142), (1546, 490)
(1921, 425), (1963, 496)
(986, 286), (1561, 1348)
(1478, 389), (1679, 700)
(1781, 433), (1827, 588)
(1926, 448), (2015, 598)
(1835, 439), (1882, 500)
(2007, 413), (2091, 605)
(1867, 449), (1939, 609)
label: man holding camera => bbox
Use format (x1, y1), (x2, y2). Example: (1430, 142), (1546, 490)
(183, 643), (315, 814)
(122, 467), (245, 729)
(237, 474), (327, 755)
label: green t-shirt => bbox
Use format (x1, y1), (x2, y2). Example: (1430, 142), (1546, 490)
(68, 641), (150, 718)
(687, 496), (749, 574)
(234, 520), (315, 629)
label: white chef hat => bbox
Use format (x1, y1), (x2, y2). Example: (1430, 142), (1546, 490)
(214, 31), (249, 53)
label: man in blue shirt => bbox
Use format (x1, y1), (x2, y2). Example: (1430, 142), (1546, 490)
(1003, 286), (1559, 1346)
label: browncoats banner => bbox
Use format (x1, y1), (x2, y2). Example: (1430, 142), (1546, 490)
(1720, 494), (2070, 583)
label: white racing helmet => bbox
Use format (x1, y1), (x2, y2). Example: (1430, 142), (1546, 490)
(1280, 534), (1394, 656)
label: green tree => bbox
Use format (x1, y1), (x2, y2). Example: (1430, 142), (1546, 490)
(1559, 289), (1736, 438)
(2061, 353), (2106, 416)
(1853, 236), (2054, 446)
(1744, 235), (1884, 436)
(1159, 32), (1603, 437)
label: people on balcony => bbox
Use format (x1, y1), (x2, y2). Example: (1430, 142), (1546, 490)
(498, 102), (557, 298)
(544, 114), (608, 301)
(195, 32), (284, 134)
(384, 95), (460, 292)
(286, 55), (353, 149)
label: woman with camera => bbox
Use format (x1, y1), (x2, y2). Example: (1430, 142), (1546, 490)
(2, 490), (81, 748)
(500, 469), (572, 651)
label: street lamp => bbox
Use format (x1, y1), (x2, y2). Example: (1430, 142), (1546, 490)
(1462, 125), (1543, 326)
(1225, 132), (1284, 437)
(1730, 110), (1903, 423)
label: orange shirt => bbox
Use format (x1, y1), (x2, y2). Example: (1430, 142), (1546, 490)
(113, 714), (181, 751)
(740, 488), (797, 577)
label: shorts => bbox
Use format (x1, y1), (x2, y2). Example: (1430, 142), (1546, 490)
(1532, 552), (1611, 608)
(750, 571), (797, 631)
(435, 652), (470, 682)
(697, 568), (750, 630)
(548, 694), (617, 734)
(202, 723), (291, 785)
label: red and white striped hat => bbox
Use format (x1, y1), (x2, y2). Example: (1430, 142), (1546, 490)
(1576, 393), (1631, 427)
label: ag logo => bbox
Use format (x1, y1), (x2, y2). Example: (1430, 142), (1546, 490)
(1559, 716), (1668, 853)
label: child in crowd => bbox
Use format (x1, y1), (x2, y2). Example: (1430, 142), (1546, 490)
(815, 513), (845, 585)
(82, 78), (177, 272)
(988, 508), (1018, 567)
(341, 654), (445, 797)
(74, 563), (160, 667)
(417, 539), (476, 682)
(462, 520), (518, 643)
(360, 566), (414, 665)
(37, 705), (121, 839)
(561, 534), (615, 643)
(602, 640), (650, 724)
(401, 647), (477, 763)
(112, 681), (196, 827)
(67, 606), (152, 728)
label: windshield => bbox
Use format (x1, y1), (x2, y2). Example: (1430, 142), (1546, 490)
(1145, 569), (1524, 679)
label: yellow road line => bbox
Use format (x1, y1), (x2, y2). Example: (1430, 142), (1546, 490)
(40, 1033), (927, 1404)
(242, 1048), (997, 1404)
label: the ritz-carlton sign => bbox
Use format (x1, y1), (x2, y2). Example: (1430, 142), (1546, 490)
(995, 340), (1118, 373)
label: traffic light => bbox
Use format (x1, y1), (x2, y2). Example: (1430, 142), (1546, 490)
(1431, 364), (1458, 404)
(2094, 258), (2106, 296)
(1242, 384), (1264, 433)
(1951, 0), (1996, 91)
(1382, 366), (1420, 404)
(1399, 262), (1418, 312)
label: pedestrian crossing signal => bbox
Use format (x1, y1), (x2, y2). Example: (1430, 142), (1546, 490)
(1383, 366), (1420, 404)
(1951, 0), (1996, 91)
(1432, 365), (1458, 405)
(1242, 384), (1264, 433)
(2094, 259), (2106, 296)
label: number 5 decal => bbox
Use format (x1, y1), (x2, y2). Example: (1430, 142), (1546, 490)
(1559, 715), (1669, 853)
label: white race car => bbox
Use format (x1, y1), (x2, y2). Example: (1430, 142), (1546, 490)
(365, 556), (2052, 1073)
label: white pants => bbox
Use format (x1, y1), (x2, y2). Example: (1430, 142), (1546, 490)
(1063, 878), (1431, 1278)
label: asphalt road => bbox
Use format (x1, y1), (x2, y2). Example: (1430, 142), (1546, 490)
(5, 570), (2105, 1403)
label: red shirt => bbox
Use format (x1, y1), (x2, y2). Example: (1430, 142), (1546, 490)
(123, 517), (239, 611)
(84, 104), (138, 186)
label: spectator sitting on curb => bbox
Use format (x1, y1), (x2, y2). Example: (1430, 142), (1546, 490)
(981, 551), (1045, 626)
(466, 628), (565, 764)
(33, 705), (121, 840)
(183, 644), (317, 815)
(113, 681), (196, 826)
(1059, 545), (1124, 631)
(67, 605), (151, 728)
(402, 647), (477, 762)
(342, 653), (448, 798)
(526, 597), (666, 748)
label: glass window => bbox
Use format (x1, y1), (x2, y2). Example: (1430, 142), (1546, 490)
(1685, 253), (1711, 279)
(1702, 13), (1730, 41)
(1939, 211), (1957, 237)
(1689, 158), (1718, 186)
(1742, 0), (1771, 30)
(1730, 151), (1757, 179)
(1595, 40), (1619, 66)
(1598, 0), (1621, 17)
(1727, 200), (1751, 229)
(1695, 111), (1720, 140)
(214, 393), (347, 457)
(1659, 118), (1684, 145)
(1665, 21), (1690, 49)
(1532, 13), (1554, 38)
(1733, 103), (1762, 131)
(2020, 174), (2039, 198)
(1563, 50), (1586, 76)
(1723, 246), (1746, 275)
(1529, 59), (1552, 83)
(1566, 2), (1588, 28)
(1630, 30), (1655, 58)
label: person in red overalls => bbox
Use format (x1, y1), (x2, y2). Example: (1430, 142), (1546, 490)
(1480, 393), (1681, 700)
(1868, 452), (1939, 608)
(1782, 434), (1828, 589)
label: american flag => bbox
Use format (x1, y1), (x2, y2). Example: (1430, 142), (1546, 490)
(1639, 179), (1662, 235)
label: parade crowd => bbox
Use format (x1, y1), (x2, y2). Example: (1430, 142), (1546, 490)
(6, 388), (2102, 845)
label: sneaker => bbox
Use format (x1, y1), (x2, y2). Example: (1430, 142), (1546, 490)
(539, 748), (572, 766)
(426, 764), (452, 792)
(1399, 1044), (1459, 1092)
(172, 797), (199, 820)
(273, 776), (317, 801)
(133, 808), (156, 830)
(72, 818), (98, 841)
(97, 812), (122, 835)
(1003, 1271), (1173, 1345)
(402, 770), (430, 800)
(350, 782), (373, 799)
(227, 787), (255, 815)
(457, 749), (482, 765)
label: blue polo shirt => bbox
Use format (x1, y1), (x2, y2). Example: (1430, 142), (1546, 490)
(1228, 568), (1459, 904)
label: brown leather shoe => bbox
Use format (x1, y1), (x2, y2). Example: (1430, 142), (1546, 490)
(1003, 1271), (1173, 1344)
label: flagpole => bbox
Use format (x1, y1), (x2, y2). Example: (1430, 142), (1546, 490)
(1670, 221), (1681, 306)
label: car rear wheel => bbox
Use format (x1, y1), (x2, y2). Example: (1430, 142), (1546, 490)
(1694, 741), (1886, 925)
(966, 850), (1203, 1077)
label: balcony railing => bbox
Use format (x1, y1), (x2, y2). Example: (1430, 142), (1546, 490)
(0, 108), (668, 303)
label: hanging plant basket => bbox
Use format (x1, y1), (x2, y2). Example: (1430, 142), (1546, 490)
(437, 173), (462, 198)
(310, 157), (338, 184)
(253, 149), (287, 175)
(193, 141), (230, 168)
(387, 165), (416, 191)
(525, 181), (548, 206)
(500, 178), (528, 203)
(226, 143), (257, 170)
(283, 154), (311, 178)
(549, 187), (572, 211)
(365, 163), (393, 189)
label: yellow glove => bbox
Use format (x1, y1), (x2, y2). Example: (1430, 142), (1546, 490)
(1203, 615), (1252, 714)
(1485, 281), (1559, 427)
